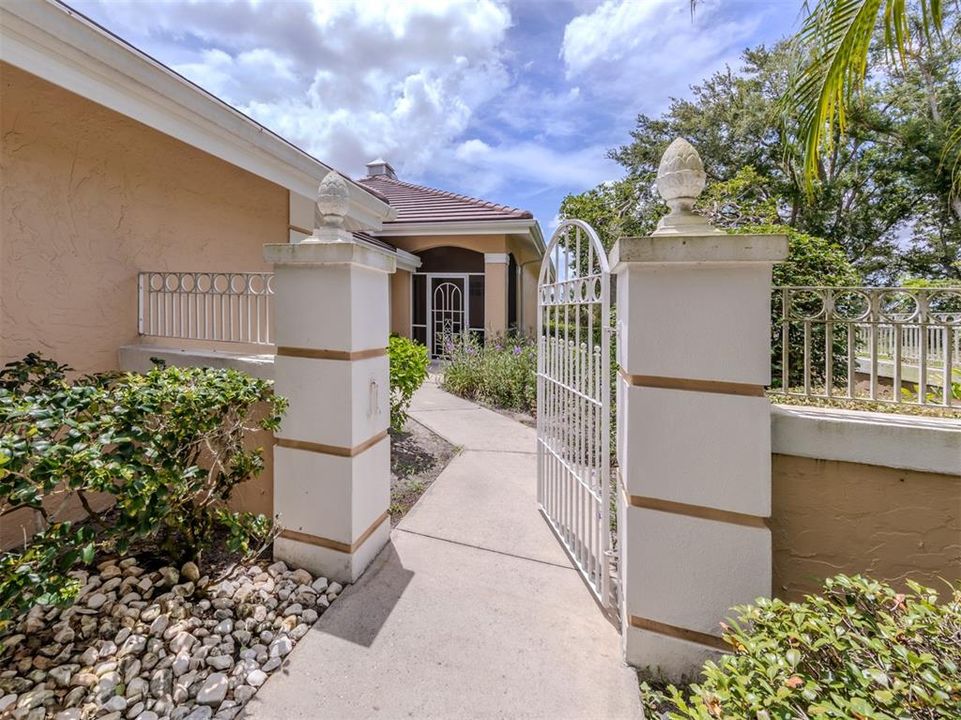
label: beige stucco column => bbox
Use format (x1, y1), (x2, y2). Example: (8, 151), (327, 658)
(264, 173), (396, 583)
(520, 261), (540, 335)
(390, 270), (412, 337)
(484, 252), (509, 338)
(611, 139), (787, 676)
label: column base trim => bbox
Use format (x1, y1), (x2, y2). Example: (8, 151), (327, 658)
(279, 510), (390, 555)
(275, 430), (388, 458)
(618, 368), (764, 397)
(277, 346), (387, 361)
(629, 615), (728, 652)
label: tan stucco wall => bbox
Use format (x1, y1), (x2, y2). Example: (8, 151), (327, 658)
(484, 260), (508, 337)
(1, 63), (288, 374)
(390, 270), (412, 337)
(388, 233), (508, 255)
(771, 453), (961, 601)
(520, 262), (539, 335)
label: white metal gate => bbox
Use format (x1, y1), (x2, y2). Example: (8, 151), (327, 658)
(536, 219), (612, 607)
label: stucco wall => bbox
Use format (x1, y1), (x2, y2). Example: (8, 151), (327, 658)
(388, 233), (508, 255)
(771, 454), (961, 601)
(1, 62), (288, 374)
(391, 270), (412, 337)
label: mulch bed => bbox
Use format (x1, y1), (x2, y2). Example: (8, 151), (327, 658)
(389, 418), (457, 526)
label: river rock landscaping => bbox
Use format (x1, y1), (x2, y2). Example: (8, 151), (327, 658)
(0, 556), (343, 720)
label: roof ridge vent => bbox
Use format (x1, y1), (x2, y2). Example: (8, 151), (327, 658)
(366, 158), (396, 180)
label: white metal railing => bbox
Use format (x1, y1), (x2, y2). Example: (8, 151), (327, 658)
(138, 271), (274, 345)
(774, 286), (961, 407)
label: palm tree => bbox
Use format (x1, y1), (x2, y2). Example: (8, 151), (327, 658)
(785, 0), (949, 194)
(691, 1), (951, 194)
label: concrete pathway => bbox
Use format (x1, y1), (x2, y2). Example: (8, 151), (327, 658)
(244, 381), (642, 720)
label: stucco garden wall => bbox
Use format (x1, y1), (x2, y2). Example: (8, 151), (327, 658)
(0, 63), (288, 375)
(770, 406), (961, 601)
(771, 455), (959, 600)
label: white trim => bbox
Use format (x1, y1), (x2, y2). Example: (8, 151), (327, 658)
(0, 0), (393, 231)
(771, 405), (961, 476)
(394, 249), (421, 273)
(484, 253), (510, 264)
(372, 219), (539, 239)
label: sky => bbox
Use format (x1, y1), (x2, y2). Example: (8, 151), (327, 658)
(70, 0), (804, 230)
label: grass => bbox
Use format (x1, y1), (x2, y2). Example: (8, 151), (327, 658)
(768, 391), (961, 419)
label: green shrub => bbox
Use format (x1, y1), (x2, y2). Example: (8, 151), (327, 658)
(642, 575), (961, 719)
(0, 354), (286, 629)
(388, 335), (429, 431)
(442, 334), (537, 414)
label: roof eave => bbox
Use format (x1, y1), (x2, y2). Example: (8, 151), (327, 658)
(0, 0), (394, 229)
(394, 249), (422, 272)
(371, 218), (540, 239)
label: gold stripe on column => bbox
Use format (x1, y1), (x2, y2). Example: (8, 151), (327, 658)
(617, 469), (768, 529)
(629, 615), (729, 652)
(277, 346), (387, 361)
(275, 430), (388, 458)
(280, 510), (390, 554)
(618, 368), (764, 397)
(626, 493), (769, 529)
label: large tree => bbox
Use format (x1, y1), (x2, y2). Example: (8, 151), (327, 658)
(561, 25), (961, 282)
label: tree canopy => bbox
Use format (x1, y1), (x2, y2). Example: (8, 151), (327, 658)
(560, 17), (961, 284)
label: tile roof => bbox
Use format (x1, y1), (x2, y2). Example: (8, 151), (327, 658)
(358, 175), (533, 225)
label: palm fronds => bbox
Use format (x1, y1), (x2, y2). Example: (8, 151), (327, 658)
(786, 0), (945, 195)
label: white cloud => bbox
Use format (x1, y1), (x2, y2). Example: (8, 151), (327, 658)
(561, 0), (761, 114)
(68, 0), (791, 223)
(75, 0), (513, 177)
(442, 138), (619, 198)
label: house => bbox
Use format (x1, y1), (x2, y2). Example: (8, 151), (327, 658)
(358, 160), (543, 355)
(0, 0), (543, 547)
(0, 0), (543, 376)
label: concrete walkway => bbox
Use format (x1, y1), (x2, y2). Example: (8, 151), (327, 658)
(244, 381), (642, 720)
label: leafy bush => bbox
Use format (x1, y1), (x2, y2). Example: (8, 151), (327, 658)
(0, 354), (286, 629)
(642, 575), (961, 719)
(388, 335), (429, 432)
(442, 334), (537, 414)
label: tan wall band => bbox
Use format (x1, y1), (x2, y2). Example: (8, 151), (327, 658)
(618, 368), (764, 397)
(275, 430), (388, 458)
(629, 615), (729, 652)
(288, 223), (312, 236)
(280, 510), (390, 554)
(277, 346), (387, 361)
(623, 485), (769, 530)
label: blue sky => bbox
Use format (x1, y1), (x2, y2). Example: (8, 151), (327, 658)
(71, 0), (803, 230)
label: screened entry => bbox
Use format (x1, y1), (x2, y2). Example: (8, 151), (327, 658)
(411, 273), (485, 357)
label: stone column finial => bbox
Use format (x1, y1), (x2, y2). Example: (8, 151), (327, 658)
(307, 171), (350, 241)
(653, 137), (720, 236)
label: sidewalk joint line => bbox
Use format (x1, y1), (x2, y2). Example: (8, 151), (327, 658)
(395, 527), (575, 571)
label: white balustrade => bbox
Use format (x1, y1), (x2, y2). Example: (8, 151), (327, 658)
(138, 271), (273, 345)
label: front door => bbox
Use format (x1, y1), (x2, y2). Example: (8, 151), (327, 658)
(430, 276), (467, 357)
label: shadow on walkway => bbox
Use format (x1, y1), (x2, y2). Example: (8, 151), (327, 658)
(244, 382), (642, 720)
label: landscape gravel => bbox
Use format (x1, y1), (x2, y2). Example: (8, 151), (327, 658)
(0, 558), (346, 719)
